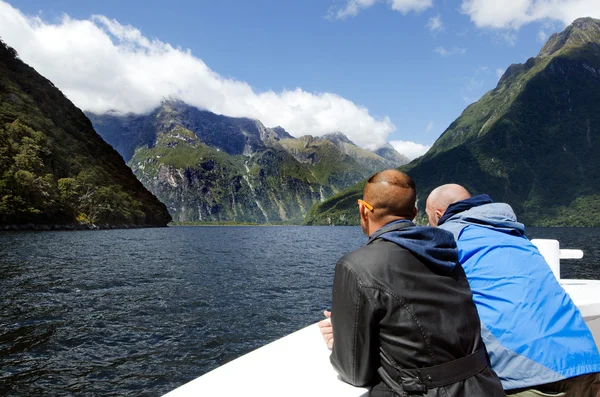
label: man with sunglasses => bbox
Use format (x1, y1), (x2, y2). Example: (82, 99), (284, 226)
(318, 170), (504, 397)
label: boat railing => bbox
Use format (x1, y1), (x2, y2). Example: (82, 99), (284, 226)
(531, 239), (583, 280)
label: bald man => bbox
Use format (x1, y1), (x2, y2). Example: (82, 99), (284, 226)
(318, 170), (504, 397)
(426, 185), (600, 397)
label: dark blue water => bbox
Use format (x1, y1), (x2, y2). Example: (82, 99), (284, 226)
(0, 226), (599, 396)
(0, 226), (364, 396)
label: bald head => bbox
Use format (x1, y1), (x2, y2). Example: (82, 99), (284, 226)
(363, 169), (416, 222)
(426, 184), (471, 226)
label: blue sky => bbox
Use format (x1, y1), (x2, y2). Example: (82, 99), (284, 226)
(1, 0), (599, 158)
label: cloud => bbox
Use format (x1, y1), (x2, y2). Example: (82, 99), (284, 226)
(328, 0), (377, 19)
(425, 120), (434, 132)
(434, 46), (467, 56)
(499, 31), (518, 46)
(466, 77), (484, 91)
(330, 0), (432, 19)
(0, 1), (395, 149)
(461, 65), (491, 104)
(456, 27), (470, 36)
(496, 68), (505, 79)
(389, 0), (433, 14)
(426, 14), (444, 31)
(537, 29), (548, 42)
(389, 140), (431, 159)
(461, 0), (600, 30)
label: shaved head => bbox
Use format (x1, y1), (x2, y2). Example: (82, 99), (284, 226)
(363, 169), (416, 221)
(426, 184), (471, 226)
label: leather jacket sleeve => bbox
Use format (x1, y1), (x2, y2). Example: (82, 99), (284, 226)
(329, 257), (379, 387)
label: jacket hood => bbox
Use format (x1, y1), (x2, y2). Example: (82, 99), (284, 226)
(438, 195), (525, 236)
(369, 220), (459, 272)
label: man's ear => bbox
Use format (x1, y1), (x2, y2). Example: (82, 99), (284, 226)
(359, 203), (369, 222)
(436, 209), (445, 219)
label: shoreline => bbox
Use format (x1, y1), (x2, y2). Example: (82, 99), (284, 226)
(0, 223), (168, 232)
(169, 222), (302, 227)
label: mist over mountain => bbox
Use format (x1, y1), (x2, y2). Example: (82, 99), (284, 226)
(306, 18), (600, 227)
(374, 143), (411, 166)
(88, 101), (408, 223)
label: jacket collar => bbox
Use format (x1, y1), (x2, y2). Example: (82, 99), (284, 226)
(438, 194), (493, 226)
(368, 220), (459, 273)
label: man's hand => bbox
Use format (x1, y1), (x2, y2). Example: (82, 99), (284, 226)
(318, 310), (334, 350)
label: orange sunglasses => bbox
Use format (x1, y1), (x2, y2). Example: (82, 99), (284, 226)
(357, 199), (374, 212)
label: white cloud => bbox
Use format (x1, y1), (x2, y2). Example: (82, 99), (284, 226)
(329, 0), (377, 19)
(389, 140), (432, 160)
(0, 1), (395, 149)
(425, 120), (434, 132)
(461, 67), (489, 104)
(499, 31), (518, 46)
(434, 46), (467, 56)
(426, 15), (444, 31)
(389, 0), (433, 14)
(537, 29), (548, 42)
(456, 27), (470, 36)
(466, 77), (484, 91)
(330, 0), (432, 19)
(461, 0), (600, 30)
(496, 68), (506, 79)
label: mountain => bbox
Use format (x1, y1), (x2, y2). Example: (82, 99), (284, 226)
(88, 101), (407, 223)
(373, 142), (410, 166)
(323, 132), (409, 169)
(0, 40), (171, 228)
(306, 17), (600, 227)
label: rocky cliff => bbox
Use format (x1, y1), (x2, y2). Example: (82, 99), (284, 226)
(88, 101), (407, 223)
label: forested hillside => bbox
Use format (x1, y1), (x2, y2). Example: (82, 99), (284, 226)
(306, 18), (600, 227)
(0, 40), (171, 228)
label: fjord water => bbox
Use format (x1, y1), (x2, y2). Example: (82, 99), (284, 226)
(1, 226), (598, 396)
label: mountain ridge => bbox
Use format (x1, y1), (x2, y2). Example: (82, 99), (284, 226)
(305, 17), (600, 227)
(88, 101), (409, 223)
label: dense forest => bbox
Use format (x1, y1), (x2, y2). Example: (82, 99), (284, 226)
(0, 39), (171, 228)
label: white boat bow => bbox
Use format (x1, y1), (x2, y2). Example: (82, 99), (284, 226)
(164, 239), (600, 396)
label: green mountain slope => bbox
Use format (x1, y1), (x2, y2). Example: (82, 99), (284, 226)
(306, 18), (600, 227)
(277, 133), (401, 186)
(89, 101), (407, 223)
(0, 40), (171, 228)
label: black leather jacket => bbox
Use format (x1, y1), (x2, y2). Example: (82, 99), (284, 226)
(330, 223), (505, 396)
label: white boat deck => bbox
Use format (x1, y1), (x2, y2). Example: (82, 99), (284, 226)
(562, 280), (600, 320)
(164, 240), (600, 397)
(163, 322), (369, 397)
(562, 280), (600, 348)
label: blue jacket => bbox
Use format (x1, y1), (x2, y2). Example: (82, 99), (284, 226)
(439, 195), (600, 390)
